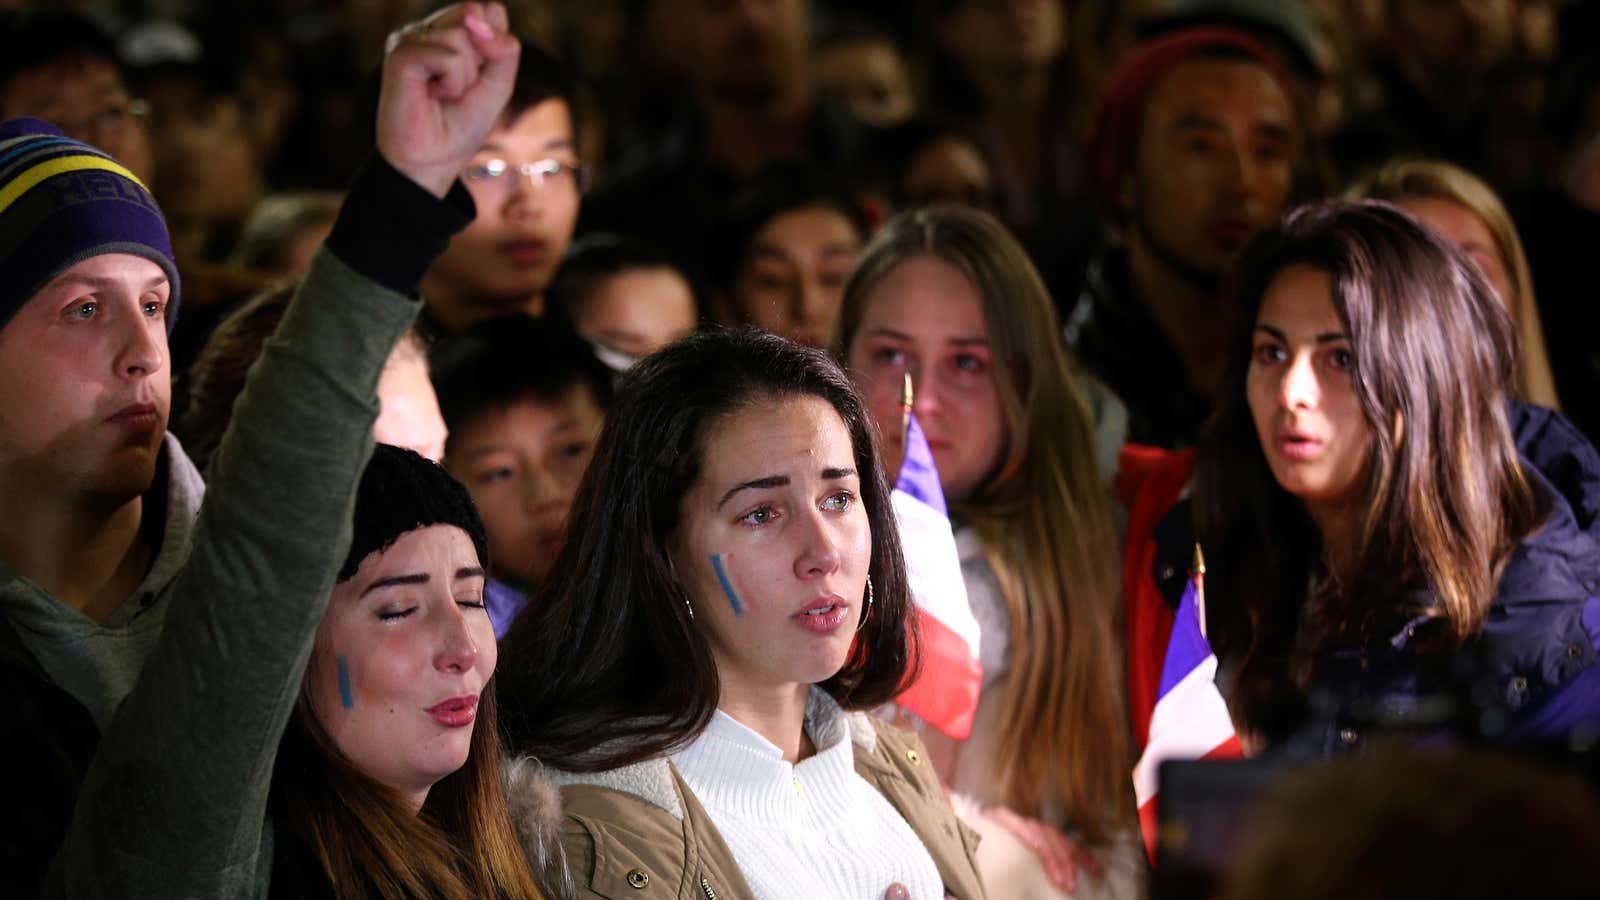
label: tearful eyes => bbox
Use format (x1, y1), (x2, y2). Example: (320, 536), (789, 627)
(736, 491), (857, 526)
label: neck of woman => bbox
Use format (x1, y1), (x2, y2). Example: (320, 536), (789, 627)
(717, 681), (815, 764)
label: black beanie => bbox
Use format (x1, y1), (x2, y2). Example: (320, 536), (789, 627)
(339, 444), (490, 582)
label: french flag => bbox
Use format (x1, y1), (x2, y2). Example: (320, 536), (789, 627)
(1131, 553), (1243, 858)
(891, 413), (984, 740)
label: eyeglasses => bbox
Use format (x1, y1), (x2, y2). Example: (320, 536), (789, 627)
(463, 157), (590, 195)
(54, 98), (149, 145)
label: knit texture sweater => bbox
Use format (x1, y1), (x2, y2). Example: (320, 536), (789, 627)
(670, 689), (946, 900)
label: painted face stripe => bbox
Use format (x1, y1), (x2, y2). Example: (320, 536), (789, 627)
(710, 553), (743, 616)
(0, 155), (148, 218)
(337, 656), (355, 709)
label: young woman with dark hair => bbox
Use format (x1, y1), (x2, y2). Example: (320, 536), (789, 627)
(496, 328), (985, 899)
(1193, 199), (1600, 752)
(269, 445), (546, 900)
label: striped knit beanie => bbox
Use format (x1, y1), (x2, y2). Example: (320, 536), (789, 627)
(0, 117), (179, 332)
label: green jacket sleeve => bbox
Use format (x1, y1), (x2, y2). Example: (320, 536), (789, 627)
(43, 247), (421, 899)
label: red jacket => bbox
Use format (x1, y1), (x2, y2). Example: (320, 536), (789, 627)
(1115, 444), (1197, 751)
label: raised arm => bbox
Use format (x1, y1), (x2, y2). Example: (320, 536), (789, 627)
(43, 6), (518, 897)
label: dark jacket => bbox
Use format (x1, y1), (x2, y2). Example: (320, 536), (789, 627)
(1063, 251), (1212, 449)
(1124, 402), (1600, 757)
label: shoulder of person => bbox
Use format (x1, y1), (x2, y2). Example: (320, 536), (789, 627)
(508, 753), (744, 899)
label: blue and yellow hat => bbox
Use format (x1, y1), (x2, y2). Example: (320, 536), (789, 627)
(0, 117), (179, 332)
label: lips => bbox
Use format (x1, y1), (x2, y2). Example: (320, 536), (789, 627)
(1275, 429), (1324, 462)
(792, 595), (850, 635)
(1208, 218), (1255, 247)
(107, 402), (161, 431)
(426, 695), (479, 728)
(498, 239), (549, 266)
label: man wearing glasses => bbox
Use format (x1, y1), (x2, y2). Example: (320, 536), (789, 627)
(419, 41), (586, 333)
(0, 10), (153, 186)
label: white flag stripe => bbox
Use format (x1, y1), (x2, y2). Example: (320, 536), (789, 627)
(891, 489), (981, 659)
(1131, 653), (1235, 807)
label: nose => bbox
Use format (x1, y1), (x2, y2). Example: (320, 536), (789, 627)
(1279, 352), (1319, 411)
(503, 169), (548, 220)
(116, 308), (166, 380)
(433, 604), (480, 674)
(523, 463), (566, 514)
(909, 367), (941, 420)
(792, 506), (843, 581)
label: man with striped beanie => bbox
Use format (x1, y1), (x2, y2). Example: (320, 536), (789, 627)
(0, 3), (520, 895)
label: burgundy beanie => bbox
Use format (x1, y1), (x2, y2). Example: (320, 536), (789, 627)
(0, 117), (180, 332)
(1086, 27), (1292, 225)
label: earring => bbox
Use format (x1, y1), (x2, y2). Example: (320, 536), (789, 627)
(857, 576), (874, 633)
(684, 596), (695, 620)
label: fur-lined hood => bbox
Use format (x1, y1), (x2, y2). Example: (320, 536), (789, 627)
(503, 757), (577, 900)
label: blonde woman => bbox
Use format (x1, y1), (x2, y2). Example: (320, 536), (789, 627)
(839, 206), (1141, 898)
(1348, 157), (1561, 409)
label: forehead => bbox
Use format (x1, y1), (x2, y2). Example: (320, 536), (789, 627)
(860, 255), (987, 337)
(753, 205), (861, 249)
(2, 56), (123, 111)
(1143, 57), (1292, 130)
(1258, 264), (1341, 330)
(484, 98), (573, 151)
(455, 386), (601, 443)
(1395, 196), (1496, 246)
(348, 524), (481, 583)
(699, 394), (854, 475)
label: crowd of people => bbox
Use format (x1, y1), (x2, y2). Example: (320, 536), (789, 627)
(4, 0), (1600, 898)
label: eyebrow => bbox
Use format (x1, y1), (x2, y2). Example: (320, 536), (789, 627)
(865, 326), (988, 347)
(1254, 324), (1348, 343)
(360, 566), (485, 597)
(478, 138), (576, 155)
(49, 273), (169, 292)
(716, 467), (859, 509)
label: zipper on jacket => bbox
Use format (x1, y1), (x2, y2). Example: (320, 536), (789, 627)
(700, 877), (717, 899)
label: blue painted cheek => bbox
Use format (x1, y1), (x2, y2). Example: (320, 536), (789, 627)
(336, 655), (355, 710)
(710, 553), (743, 616)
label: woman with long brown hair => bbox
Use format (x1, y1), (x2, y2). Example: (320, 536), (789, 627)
(838, 205), (1140, 898)
(268, 444), (546, 900)
(495, 328), (985, 899)
(1195, 200), (1600, 752)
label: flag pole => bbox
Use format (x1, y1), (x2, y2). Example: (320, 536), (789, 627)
(900, 372), (914, 446)
(1193, 543), (1208, 640)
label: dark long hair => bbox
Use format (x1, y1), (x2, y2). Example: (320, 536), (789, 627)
(1195, 200), (1542, 735)
(496, 328), (916, 770)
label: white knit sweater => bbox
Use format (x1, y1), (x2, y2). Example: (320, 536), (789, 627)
(670, 689), (946, 900)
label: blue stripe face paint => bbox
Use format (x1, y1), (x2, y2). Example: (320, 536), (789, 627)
(336, 655), (355, 709)
(709, 553), (743, 616)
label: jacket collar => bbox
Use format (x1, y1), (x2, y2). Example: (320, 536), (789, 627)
(537, 690), (881, 822)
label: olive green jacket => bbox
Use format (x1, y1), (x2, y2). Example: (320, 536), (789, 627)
(508, 715), (987, 900)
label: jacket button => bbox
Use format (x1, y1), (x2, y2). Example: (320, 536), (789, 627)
(1510, 676), (1529, 693)
(1570, 644), (1584, 659)
(1339, 727), (1359, 746)
(627, 869), (649, 889)
(906, 749), (922, 766)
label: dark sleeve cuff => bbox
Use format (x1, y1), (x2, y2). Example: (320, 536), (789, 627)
(323, 153), (476, 298)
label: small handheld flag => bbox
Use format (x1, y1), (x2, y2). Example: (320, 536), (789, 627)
(1131, 544), (1243, 860)
(890, 407), (983, 740)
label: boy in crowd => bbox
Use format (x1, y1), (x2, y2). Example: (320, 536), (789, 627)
(0, 4), (518, 895)
(430, 316), (612, 636)
(549, 233), (699, 371)
(421, 41), (584, 332)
